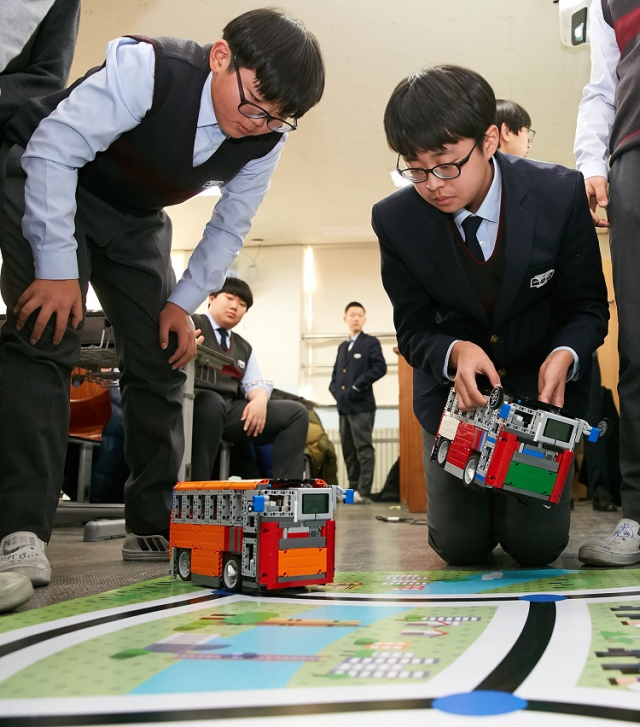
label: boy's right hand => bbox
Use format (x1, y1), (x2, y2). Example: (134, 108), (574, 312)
(450, 341), (501, 411)
(14, 279), (83, 346)
(585, 176), (610, 228)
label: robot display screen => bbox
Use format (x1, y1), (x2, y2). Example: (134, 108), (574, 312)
(543, 418), (575, 443)
(301, 492), (330, 515)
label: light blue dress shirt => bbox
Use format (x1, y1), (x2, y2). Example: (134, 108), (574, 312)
(21, 37), (286, 314)
(453, 158), (502, 260)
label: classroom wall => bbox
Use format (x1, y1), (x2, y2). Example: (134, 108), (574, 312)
(186, 241), (401, 431)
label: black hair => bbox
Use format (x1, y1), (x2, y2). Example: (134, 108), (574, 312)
(345, 301), (365, 314)
(223, 8), (325, 119)
(495, 99), (532, 135)
(210, 277), (253, 309)
(384, 65), (497, 158)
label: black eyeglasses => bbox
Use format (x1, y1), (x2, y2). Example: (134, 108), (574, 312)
(527, 128), (536, 143)
(232, 55), (297, 133)
(396, 141), (479, 183)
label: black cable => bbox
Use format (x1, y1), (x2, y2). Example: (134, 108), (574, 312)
(375, 515), (427, 525)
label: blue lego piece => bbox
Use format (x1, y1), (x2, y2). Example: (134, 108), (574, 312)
(522, 447), (545, 459)
(588, 427), (599, 443)
(345, 489), (355, 504)
(499, 403), (511, 419)
(252, 495), (266, 512)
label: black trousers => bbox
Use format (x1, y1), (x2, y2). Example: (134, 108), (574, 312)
(609, 147), (640, 522)
(191, 390), (308, 481)
(422, 430), (572, 567)
(339, 410), (375, 496)
(0, 143), (185, 540)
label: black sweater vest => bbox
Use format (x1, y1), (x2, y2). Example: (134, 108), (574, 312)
(451, 212), (505, 316)
(192, 313), (253, 399)
(602, 0), (640, 163)
(5, 36), (282, 212)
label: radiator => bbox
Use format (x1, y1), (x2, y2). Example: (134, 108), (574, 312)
(326, 428), (399, 494)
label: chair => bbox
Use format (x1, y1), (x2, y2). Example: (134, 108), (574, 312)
(56, 369), (126, 540)
(67, 372), (112, 502)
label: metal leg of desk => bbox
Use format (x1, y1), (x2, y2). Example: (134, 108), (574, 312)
(83, 518), (126, 541)
(179, 359), (195, 481)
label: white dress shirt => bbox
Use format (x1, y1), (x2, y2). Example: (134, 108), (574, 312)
(574, 0), (619, 180)
(21, 36), (286, 314)
(204, 310), (272, 397)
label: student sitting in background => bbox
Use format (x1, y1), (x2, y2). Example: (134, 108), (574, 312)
(191, 278), (308, 481)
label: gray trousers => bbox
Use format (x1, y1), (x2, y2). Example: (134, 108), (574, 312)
(422, 430), (572, 566)
(339, 411), (375, 495)
(0, 143), (185, 540)
(609, 147), (640, 522)
(191, 390), (308, 480)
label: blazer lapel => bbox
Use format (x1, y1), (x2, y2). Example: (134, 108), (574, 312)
(339, 339), (350, 366)
(492, 154), (535, 327)
(411, 194), (490, 327)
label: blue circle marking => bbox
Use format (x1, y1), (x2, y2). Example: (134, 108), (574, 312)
(433, 691), (528, 716)
(520, 594), (567, 602)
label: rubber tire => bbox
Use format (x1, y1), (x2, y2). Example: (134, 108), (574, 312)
(463, 454), (479, 486)
(488, 387), (505, 410)
(222, 554), (242, 592)
(176, 549), (192, 582)
(436, 438), (450, 466)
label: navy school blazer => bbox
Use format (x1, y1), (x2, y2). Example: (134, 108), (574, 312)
(372, 151), (609, 433)
(329, 332), (387, 415)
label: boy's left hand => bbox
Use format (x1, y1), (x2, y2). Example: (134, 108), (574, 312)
(241, 396), (268, 437)
(159, 301), (197, 369)
(538, 350), (574, 407)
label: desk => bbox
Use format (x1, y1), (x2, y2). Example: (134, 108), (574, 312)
(77, 342), (232, 481)
(396, 350), (427, 513)
(62, 344), (232, 539)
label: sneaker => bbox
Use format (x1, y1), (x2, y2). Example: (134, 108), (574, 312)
(0, 532), (51, 587)
(353, 491), (372, 504)
(0, 572), (33, 613)
(122, 533), (170, 561)
(578, 519), (640, 566)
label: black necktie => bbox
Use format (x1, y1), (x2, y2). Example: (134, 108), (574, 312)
(218, 328), (229, 352)
(461, 215), (484, 261)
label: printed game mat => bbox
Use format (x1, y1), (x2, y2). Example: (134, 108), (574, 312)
(1, 569), (640, 725)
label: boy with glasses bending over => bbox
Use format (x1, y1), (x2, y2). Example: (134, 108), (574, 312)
(374, 65), (608, 567)
(0, 9), (324, 585)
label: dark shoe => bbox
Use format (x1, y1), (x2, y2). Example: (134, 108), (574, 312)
(593, 494), (618, 512)
(122, 533), (170, 561)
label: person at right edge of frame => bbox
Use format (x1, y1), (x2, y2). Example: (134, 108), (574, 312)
(372, 64), (609, 567)
(574, 0), (640, 566)
(329, 302), (387, 503)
